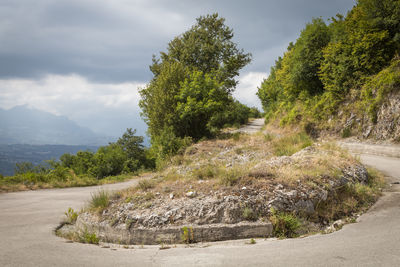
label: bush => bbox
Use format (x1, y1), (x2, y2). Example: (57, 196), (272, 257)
(137, 179), (155, 191)
(269, 208), (301, 238)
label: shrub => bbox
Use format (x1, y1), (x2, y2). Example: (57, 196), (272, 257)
(269, 208), (301, 238)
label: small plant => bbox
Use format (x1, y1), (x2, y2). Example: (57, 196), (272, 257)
(125, 219), (133, 230)
(137, 179), (155, 191)
(232, 132), (241, 141)
(242, 207), (258, 221)
(249, 238), (256, 244)
(269, 208), (301, 238)
(192, 165), (216, 180)
(219, 168), (241, 186)
(79, 229), (100, 244)
(272, 132), (312, 156)
(341, 127), (351, 138)
(264, 133), (274, 142)
(181, 226), (195, 244)
(64, 207), (78, 224)
(89, 190), (110, 212)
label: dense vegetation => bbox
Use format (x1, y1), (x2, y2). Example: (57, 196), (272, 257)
(139, 13), (259, 164)
(0, 129), (151, 191)
(257, 0), (400, 131)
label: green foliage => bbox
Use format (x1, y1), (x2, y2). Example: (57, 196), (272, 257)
(242, 207), (258, 221)
(140, 13), (252, 160)
(269, 208), (301, 238)
(271, 132), (313, 156)
(181, 226), (195, 244)
(137, 179), (155, 191)
(219, 168), (242, 186)
(361, 59), (400, 123)
(64, 208), (78, 224)
(89, 190), (110, 212)
(257, 0), (400, 127)
(79, 229), (100, 244)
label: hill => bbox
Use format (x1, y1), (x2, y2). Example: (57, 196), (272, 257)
(0, 106), (110, 145)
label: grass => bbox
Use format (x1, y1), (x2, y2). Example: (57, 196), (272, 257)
(271, 132), (313, 156)
(269, 208), (301, 238)
(0, 172), (136, 193)
(89, 190), (110, 213)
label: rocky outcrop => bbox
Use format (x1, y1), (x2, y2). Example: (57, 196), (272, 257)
(59, 146), (369, 245)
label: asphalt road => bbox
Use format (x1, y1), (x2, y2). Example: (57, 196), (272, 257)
(1, 145), (400, 266)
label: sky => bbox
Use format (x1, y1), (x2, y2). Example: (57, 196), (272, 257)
(0, 0), (356, 139)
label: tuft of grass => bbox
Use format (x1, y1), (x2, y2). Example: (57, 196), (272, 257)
(219, 168), (242, 186)
(137, 179), (155, 191)
(341, 127), (352, 138)
(270, 208), (301, 238)
(264, 133), (275, 142)
(249, 238), (256, 244)
(242, 207), (258, 221)
(271, 132), (312, 156)
(192, 165), (217, 180)
(89, 190), (110, 212)
(64, 207), (78, 224)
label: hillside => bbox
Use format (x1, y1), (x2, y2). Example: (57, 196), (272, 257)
(257, 0), (400, 142)
(0, 106), (110, 145)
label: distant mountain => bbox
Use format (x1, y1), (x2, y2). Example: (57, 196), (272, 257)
(0, 144), (98, 176)
(0, 105), (111, 145)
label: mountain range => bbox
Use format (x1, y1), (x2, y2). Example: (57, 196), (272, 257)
(0, 105), (111, 145)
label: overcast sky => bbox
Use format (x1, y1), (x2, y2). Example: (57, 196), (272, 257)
(0, 0), (356, 138)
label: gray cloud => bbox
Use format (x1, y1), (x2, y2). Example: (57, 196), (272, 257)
(0, 0), (356, 138)
(0, 0), (356, 83)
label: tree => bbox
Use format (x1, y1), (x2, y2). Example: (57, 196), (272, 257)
(139, 13), (251, 147)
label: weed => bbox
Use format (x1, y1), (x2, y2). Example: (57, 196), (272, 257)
(64, 207), (78, 224)
(89, 190), (109, 212)
(192, 165), (217, 180)
(249, 238), (256, 244)
(242, 207), (258, 221)
(79, 228), (100, 244)
(181, 226), (195, 244)
(137, 179), (155, 191)
(219, 168), (241, 186)
(272, 132), (312, 156)
(232, 132), (241, 141)
(269, 208), (301, 238)
(263, 133), (275, 142)
(341, 127), (351, 138)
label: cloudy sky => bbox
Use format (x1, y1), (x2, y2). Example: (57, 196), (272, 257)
(0, 0), (356, 139)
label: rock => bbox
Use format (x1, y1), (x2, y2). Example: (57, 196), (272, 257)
(186, 191), (197, 198)
(242, 187), (247, 190)
(169, 193), (174, 199)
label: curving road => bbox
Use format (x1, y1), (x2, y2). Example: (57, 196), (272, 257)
(1, 135), (400, 266)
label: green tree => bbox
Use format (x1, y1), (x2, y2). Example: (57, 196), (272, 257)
(140, 13), (251, 153)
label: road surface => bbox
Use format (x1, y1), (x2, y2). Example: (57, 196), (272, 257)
(1, 136), (400, 266)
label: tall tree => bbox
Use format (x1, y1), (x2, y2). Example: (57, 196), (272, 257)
(140, 13), (251, 144)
